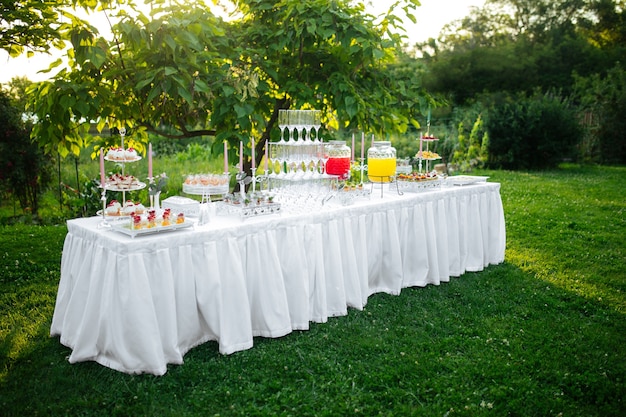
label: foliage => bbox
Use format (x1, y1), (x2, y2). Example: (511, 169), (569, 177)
(573, 64), (626, 164)
(415, 0), (626, 105)
(0, 90), (53, 216)
(0, 167), (625, 416)
(0, 0), (128, 56)
(485, 91), (583, 169)
(148, 173), (168, 196)
(448, 113), (489, 171)
(26, 0), (432, 172)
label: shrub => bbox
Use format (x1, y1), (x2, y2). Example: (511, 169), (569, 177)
(573, 64), (626, 165)
(485, 91), (582, 169)
(0, 91), (53, 216)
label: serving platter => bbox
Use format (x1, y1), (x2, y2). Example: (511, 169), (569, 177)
(396, 178), (442, 192)
(104, 181), (147, 192)
(104, 155), (142, 163)
(182, 183), (229, 195)
(111, 219), (193, 238)
(96, 210), (132, 218)
(447, 175), (489, 186)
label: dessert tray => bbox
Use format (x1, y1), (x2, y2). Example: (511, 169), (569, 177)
(182, 183), (229, 195)
(104, 155), (142, 163)
(111, 219), (193, 238)
(326, 184), (370, 206)
(447, 175), (489, 186)
(97, 210), (131, 218)
(396, 178), (442, 192)
(182, 174), (230, 196)
(106, 181), (146, 192)
(396, 171), (442, 192)
(102, 174), (146, 191)
(416, 151), (441, 160)
(216, 201), (282, 219)
(104, 146), (142, 162)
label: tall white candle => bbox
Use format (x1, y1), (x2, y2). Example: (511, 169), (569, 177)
(99, 148), (105, 187)
(224, 141), (228, 173)
(251, 138), (255, 169)
(361, 132), (365, 160)
(351, 133), (355, 161)
(239, 141), (243, 172)
(265, 140), (269, 171)
(148, 143), (153, 179)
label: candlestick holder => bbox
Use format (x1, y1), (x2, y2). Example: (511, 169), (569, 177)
(98, 187), (111, 229)
(250, 167), (270, 193)
(357, 157), (368, 185)
(236, 171), (248, 200)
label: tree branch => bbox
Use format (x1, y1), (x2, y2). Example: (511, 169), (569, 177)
(141, 123), (216, 139)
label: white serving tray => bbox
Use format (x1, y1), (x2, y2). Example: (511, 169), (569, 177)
(447, 175), (489, 186)
(111, 220), (193, 238)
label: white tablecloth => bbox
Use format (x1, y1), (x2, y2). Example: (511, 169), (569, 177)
(51, 182), (505, 375)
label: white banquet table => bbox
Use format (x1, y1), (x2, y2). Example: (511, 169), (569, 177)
(51, 182), (506, 375)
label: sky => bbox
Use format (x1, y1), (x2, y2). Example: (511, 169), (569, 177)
(0, 0), (485, 84)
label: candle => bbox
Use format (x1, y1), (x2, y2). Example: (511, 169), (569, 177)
(251, 138), (255, 169)
(264, 140), (269, 171)
(223, 141), (228, 173)
(99, 148), (105, 187)
(361, 132), (365, 160)
(351, 133), (355, 161)
(239, 141), (243, 172)
(148, 143), (153, 179)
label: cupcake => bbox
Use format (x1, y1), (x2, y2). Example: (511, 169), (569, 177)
(105, 200), (121, 216)
(124, 148), (138, 161)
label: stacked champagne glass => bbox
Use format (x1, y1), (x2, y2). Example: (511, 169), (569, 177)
(268, 110), (324, 179)
(268, 109), (334, 211)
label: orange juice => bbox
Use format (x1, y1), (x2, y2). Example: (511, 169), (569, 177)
(368, 158), (396, 182)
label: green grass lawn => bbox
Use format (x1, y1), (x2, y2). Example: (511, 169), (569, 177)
(1, 165), (624, 416)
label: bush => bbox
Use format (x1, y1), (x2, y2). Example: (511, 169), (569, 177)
(0, 91), (53, 216)
(485, 92), (582, 169)
(573, 64), (626, 165)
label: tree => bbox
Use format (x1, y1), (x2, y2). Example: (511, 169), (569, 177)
(0, 0), (126, 56)
(415, 0), (626, 104)
(573, 64), (626, 164)
(27, 0), (433, 170)
(0, 89), (52, 216)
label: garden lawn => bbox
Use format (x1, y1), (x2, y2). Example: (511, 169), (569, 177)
(0, 165), (624, 416)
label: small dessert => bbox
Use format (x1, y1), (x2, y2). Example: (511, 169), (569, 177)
(121, 201), (136, 216)
(132, 214), (142, 230)
(147, 210), (157, 228)
(105, 200), (121, 216)
(124, 147), (138, 161)
(176, 212), (185, 224)
(133, 203), (146, 215)
(161, 209), (171, 226)
(106, 147), (125, 161)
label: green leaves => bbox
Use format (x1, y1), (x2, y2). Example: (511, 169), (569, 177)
(27, 0), (433, 167)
